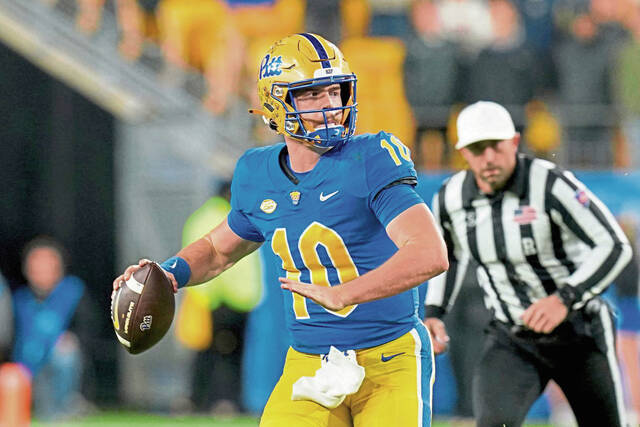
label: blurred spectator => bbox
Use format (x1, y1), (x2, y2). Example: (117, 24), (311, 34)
(523, 99), (561, 160)
(0, 272), (12, 364)
(436, 0), (493, 57)
(513, 0), (557, 93)
(367, 0), (412, 38)
(227, 0), (305, 43)
(175, 182), (262, 414)
(445, 104), (468, 170)
(553, 12), (615, 167)
(466, 0), (538, 106)
(614, 6), (640, 169)
(404, 0), (459, 169)
(305, 0), (341, 43)
(589, 0), (629, 47)
(156, 0), (245, 114)
(75, 0), (107, 34)
(552, 0), (590, 40)
(513, 0), (555, 54)
(115, 0), (161, 60)
(341, 0), (371, 38)
(12, 237), (96, 419)
(227, 0), (305, 109)
(341, 36), (416, 149)
(417, 130), (447, 170)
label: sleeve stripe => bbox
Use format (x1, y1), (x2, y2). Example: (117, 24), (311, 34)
(550, 171), (631, 305)
(547, 193), (596, 247)
(544, 172), (577, 273)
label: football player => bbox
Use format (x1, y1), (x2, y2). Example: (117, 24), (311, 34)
(113, 33), (447, 426)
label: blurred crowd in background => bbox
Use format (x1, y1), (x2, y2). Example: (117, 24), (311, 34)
(54, 0), (640, 171)
(1, 0), (640, 424)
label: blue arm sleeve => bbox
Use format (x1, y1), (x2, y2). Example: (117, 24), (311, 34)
(227, 209), (265, 242)
(370, 183), (424, 227)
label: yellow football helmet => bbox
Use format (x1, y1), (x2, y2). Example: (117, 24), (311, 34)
(250, 33), (358, 151)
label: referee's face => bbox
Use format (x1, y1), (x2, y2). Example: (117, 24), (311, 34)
(460, 134), (520, 194)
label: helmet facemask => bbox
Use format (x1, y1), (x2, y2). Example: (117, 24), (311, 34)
(279, 77), (357, 153)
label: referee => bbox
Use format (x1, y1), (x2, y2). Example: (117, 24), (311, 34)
(424, 101), (632, 427)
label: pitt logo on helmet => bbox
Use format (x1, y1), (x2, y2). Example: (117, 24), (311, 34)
(249, 33), (358, 153)
(259, 54), (283, 79)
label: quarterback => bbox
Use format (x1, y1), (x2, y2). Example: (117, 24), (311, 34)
(113, 33), (447, 426)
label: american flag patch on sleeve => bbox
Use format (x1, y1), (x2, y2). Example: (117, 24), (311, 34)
(574, 189), (590, 207)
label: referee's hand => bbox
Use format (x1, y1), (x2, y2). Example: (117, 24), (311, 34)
(424, 318), (450, 354)
(521, 294), (569, 334)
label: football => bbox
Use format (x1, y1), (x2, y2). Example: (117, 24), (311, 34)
(110, 262), (175, 354)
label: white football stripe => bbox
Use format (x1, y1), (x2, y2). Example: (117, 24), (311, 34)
(115, 332), (131, 348)
(126, 275), (144, 294)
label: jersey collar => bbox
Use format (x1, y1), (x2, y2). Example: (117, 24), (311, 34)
(278, 146), (299, 185)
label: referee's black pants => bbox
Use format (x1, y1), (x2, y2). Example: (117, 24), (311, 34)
(472, 300), (628, 427)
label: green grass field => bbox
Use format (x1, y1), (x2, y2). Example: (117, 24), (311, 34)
(31, 412), (553, 426)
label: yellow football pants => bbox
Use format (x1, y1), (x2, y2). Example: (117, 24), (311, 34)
(260, 326), (434, 427)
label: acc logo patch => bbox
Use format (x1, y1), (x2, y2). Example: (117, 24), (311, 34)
(260, 199), (277, 213)
(259, 54), (283, 79)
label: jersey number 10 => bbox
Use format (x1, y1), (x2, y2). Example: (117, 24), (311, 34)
(272, 222), (359, 320)
(380, 136), (411, 166)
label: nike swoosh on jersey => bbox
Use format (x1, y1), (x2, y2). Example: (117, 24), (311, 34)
(381, 352), (405, 362)
(319, 190), (339, 201)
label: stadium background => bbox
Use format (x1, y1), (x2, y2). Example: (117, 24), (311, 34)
(1, 0), (639, 425)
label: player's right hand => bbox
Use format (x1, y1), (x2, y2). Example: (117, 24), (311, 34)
(112, 259), (179, 296)
(112, 258), (153, 295)
(423, 317), (450, 355)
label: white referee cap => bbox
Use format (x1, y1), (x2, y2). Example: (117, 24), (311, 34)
(456, 101), (516, 149)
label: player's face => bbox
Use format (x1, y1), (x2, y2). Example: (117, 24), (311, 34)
(460, 135), (520, 193)
(292, 84), (343, 129)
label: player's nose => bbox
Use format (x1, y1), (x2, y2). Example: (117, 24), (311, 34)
(319, 91), (339, 109)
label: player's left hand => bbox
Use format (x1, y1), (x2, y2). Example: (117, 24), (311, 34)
(279, 277), (345, 312)
(520, 294), (568, 333)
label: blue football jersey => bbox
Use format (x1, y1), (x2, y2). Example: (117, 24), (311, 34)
(229, 132), (423, 354)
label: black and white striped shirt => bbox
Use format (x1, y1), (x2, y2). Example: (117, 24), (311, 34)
(425, 154), (632, 325)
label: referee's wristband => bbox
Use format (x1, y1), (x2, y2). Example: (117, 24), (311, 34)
(425, 305), (446, 319)
(160, 256), (191, 288)
(555, 285), (578, 309)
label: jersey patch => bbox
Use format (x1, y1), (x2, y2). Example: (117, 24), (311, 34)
(574, 189), (590, 207)
(513, 206), (537, 224)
